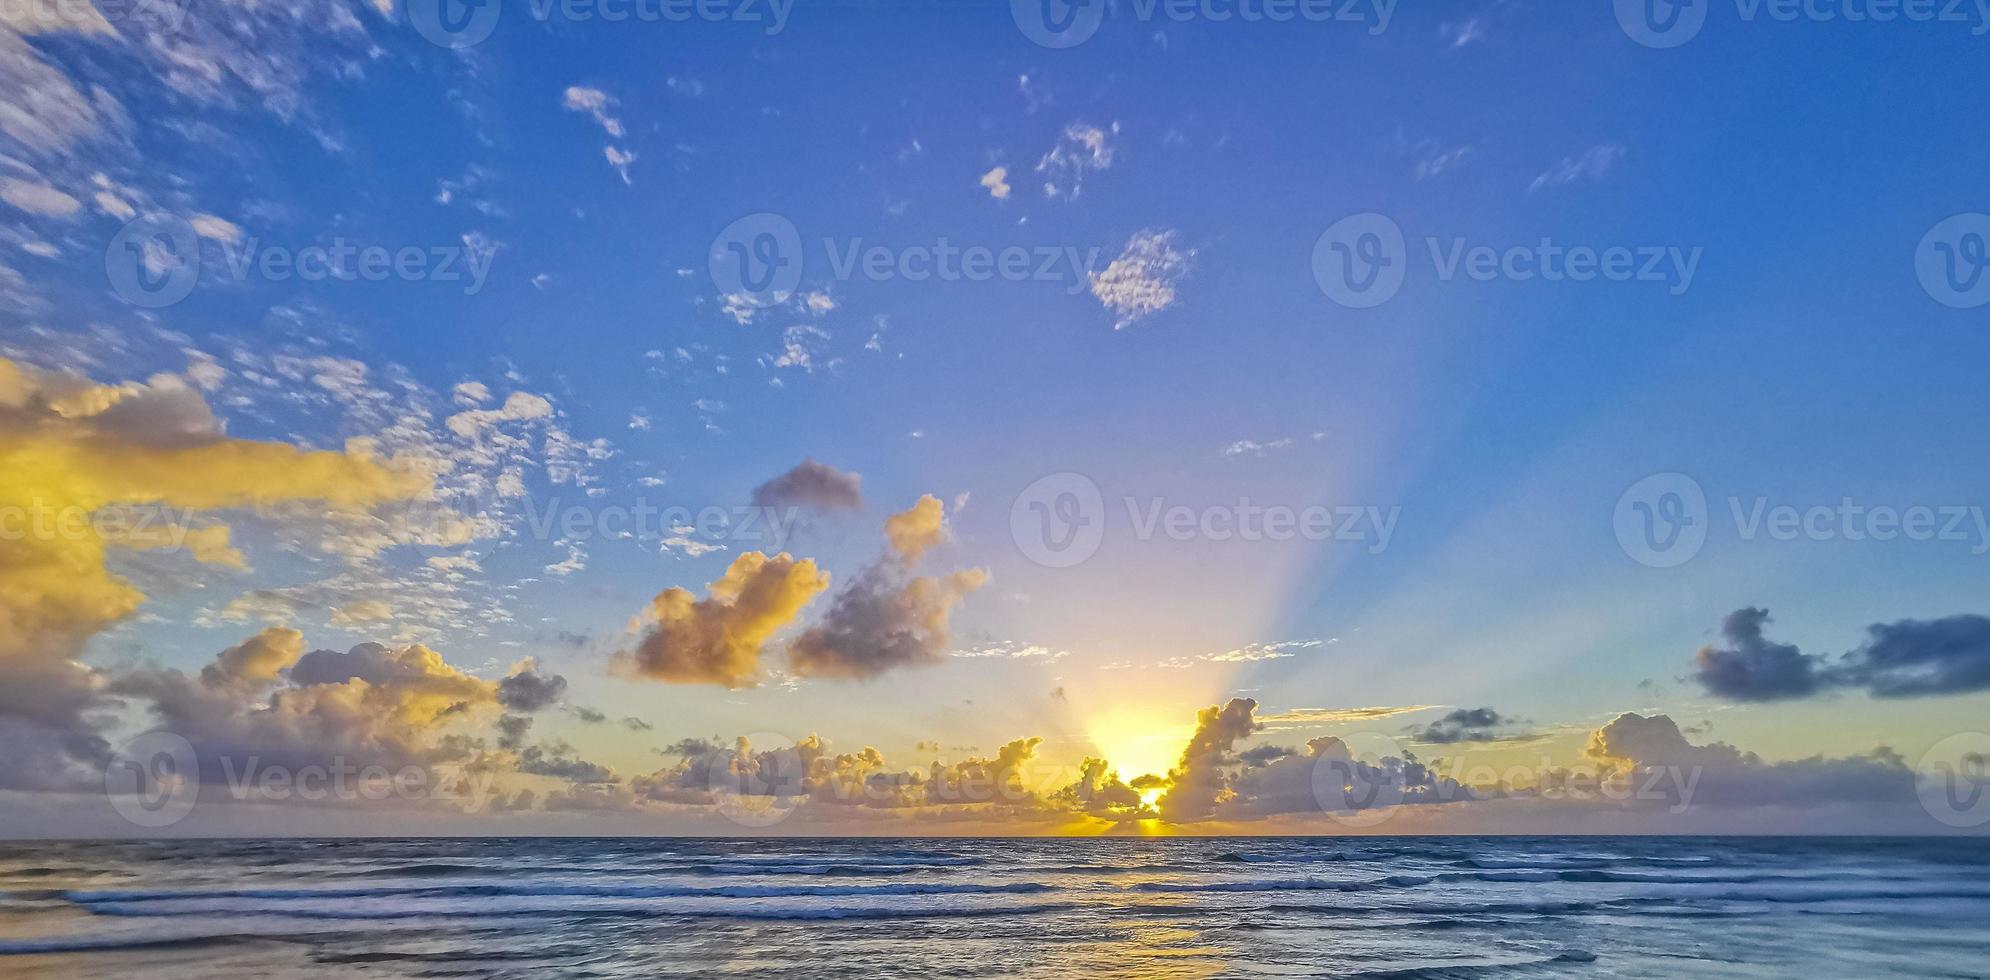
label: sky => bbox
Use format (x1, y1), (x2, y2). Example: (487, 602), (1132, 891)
(1, 0), (1988, 837)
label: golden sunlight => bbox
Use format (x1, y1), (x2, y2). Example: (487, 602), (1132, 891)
(1085, 706), (1191, 785)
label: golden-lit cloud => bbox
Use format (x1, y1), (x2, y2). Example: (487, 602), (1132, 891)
(113, 630), (501, 781)
(0, 356), (427, 789)
(788, 495), (988, 681)
(616, 551), (831, 688)
(882, 493), (947, 561)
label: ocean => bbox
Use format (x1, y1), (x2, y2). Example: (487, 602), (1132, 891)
(0, 836), (1984, 977)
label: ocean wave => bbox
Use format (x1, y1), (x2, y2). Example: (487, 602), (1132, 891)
(69, 896), (1086, 924)
(64, 880), (1050, 904)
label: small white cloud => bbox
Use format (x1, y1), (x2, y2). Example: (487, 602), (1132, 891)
(979, 165), (1012, 200)
(1414, 145), (1472, 181)
(1037, 122), (1118, 200)
(1441, 17), (1487, 47)
(628, 413), (651, 431)
(720, 292), (759, 325)
(190, 214), (242, 244)
(452, 381), (493, 406)
(604, 145), (636, 184)
(1090, 229), (1190, 330)
(660, 534), (726, 558)
(545, 542), (587, 576)
(1530, 144), (1627, 193)
(1221, 438), (1295, 458)
(445, 391), (553, 440)
(0, 178), (80, 218)
(92, 190), (135, 220)
(561, 86), (624, 137)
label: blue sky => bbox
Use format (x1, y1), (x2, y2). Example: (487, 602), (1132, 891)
(1, 0), (1988, 834)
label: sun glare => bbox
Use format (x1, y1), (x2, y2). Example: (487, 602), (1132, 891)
(1086, 707), (1190, 786)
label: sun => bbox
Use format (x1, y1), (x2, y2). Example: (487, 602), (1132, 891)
(1085, 706), (1190, 788)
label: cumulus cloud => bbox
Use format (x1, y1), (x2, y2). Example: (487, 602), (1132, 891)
(0, 357), (425, 789)
(978, 165), (1011, 200)
(1090, 229), (1190, 330)
(1692, 607), (1990, 702)
(1692, 608), (1832, 702)
(111, 632), (499, 784)
(616, 551), (831, 688)
(1154, 697), (1260, 821)
(517, 740), (616, 783)
(787, 496), (988, 681)
(788, 566), (988, 681)
(201, 627), (305, 690)
(628, 733), (1050, 814)
(1054, 757), (1146, 816)
(1584, 712), (1913, 810)
(497, 660), (568, 712)
(1839, 614), (1990, 698)
(883, 493), (947, 561)
(751, 459), (863, 514)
